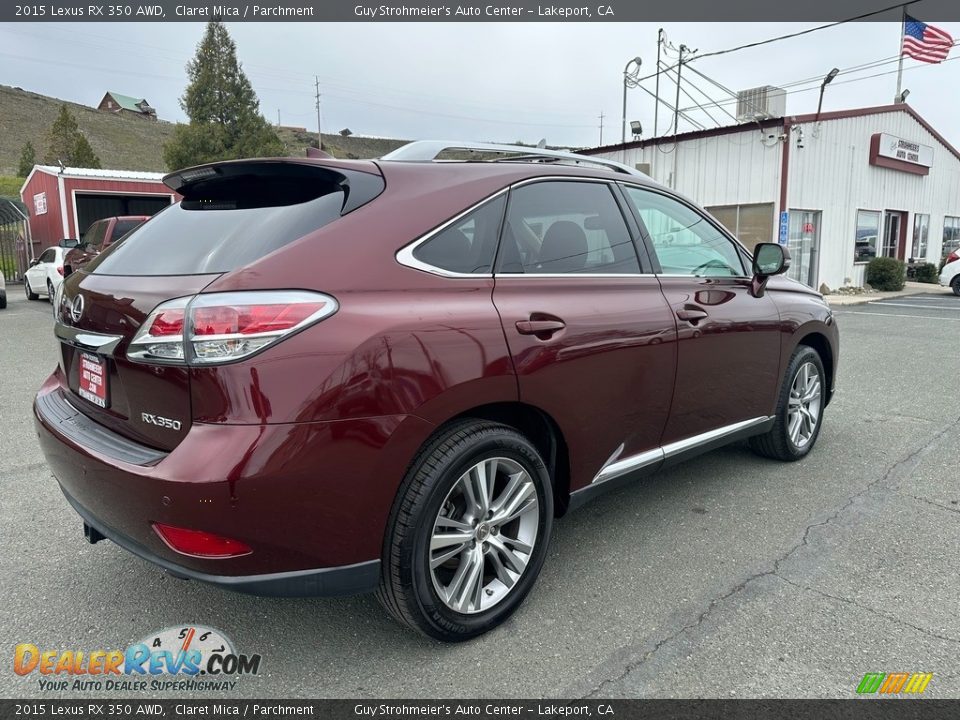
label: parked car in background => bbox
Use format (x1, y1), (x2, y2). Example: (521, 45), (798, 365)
(24, 246), (66, 302)
(35, 143), (839, 641)
(940, 250), (960, 295)
(0, 270), (6, 309)
(64, 216), (148, 275)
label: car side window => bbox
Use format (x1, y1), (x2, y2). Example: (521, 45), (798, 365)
(499, 181), (641, 275)
(84, 222), (106, 250)
(623, 186), (746, 277)
(411, 195), (505, 274)
(38, 249), (55, 264)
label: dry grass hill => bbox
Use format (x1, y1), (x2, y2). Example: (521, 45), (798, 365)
(0, 84), (409, 178)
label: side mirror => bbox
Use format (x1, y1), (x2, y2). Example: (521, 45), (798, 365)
(29, 259), (39, 267)
(750, 243), (791, 297)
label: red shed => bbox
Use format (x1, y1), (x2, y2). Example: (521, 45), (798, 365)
(19, 165), (176, 255)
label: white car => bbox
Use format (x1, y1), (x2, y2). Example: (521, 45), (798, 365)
(941, 250), (960, 296)
(24, 246), (66, 302)
(0, 269), (6, 309)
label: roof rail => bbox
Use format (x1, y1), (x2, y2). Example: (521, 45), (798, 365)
(380, 140), (642, 176)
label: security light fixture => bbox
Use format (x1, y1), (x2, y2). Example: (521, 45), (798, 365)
(621, 56), (643, 144)
(630, 121), (643, 137)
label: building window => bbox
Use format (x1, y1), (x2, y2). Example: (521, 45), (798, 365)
(704, 203), (775, 254)
(943, 216), (960, 260)
(854, 210), (880, 263)
(911, 213), (929, 261)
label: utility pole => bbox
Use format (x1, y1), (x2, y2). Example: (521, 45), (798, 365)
(277, 109), (281, 127)
(314, 76), (323, 150)
(653, 28), (663, 137)
(598, 111), (605, 146)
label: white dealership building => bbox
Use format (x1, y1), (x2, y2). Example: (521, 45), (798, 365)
(584, 101), (960, 290)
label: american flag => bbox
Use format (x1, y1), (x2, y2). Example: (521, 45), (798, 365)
(902, 16), (954, 64)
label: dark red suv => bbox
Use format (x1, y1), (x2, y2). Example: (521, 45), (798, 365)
(35, 142), (838, 641)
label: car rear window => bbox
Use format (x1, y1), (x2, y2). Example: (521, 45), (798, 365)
(112, 219), (144, 240)
(88, 163), (383, 276)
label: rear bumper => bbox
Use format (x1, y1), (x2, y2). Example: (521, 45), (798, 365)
(61, 483), (379, 597)
(34, 377), (434, 596)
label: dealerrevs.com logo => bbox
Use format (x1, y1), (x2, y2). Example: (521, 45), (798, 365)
(14, 625), (261, 692)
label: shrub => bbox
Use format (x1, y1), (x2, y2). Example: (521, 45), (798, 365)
(913, 262), (939, 284)
(866, 257), (906, 291)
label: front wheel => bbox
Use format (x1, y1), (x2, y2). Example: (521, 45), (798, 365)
(377, 420), (553, 641)
(750, 345), (826, 461)
(25, 279), (38, 301)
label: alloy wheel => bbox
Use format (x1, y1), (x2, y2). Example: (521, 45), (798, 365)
(787, 361), (822, 449)
(429, 457), (539, 614)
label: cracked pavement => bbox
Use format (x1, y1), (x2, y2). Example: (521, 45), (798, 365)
(1, 289), (959, 699)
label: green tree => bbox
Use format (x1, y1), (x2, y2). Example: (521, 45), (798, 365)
(163, 20), (284, 170)
(17, 141), (36, 177)
(42, 105), (102, 168)
(72, 134), (102, 169)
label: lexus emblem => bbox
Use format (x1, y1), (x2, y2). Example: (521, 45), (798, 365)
(70, 294), (85, 324)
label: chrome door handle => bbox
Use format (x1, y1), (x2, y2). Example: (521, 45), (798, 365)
(676, 307), (708, 323)
(515, 319), (566, 336)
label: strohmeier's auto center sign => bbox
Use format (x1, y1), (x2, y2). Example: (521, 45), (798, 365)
(870, 132), (934, 175)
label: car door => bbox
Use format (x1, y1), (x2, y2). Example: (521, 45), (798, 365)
(28, 249), (55, 292)
(620, 184), (782, 447)
(492, 178), (678, 495)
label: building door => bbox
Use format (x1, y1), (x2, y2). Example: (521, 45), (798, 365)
(786, 210), (821, 287)
(882, 211), (906, 260)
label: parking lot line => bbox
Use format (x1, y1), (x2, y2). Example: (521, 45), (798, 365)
(866, 301), (959, 310)
(834, 310), (960, 321)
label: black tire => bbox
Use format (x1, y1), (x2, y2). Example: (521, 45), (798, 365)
(377, 419), (553, 641)
(47, 280), (54, 302)
(951, 276), (960, 297)
(25, 279), (38, 301)
(0, 291), (6, 310)
(750, 345), (826, 462)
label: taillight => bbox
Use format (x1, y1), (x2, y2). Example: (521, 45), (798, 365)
(947, 251), (960, 264)
(128, 291), (338, 366)
(57, 266), (64, 276)
(152, 523), (252, 559)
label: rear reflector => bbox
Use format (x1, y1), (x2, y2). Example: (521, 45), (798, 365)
(152, 523), (252, 559)
(128, 291), (338, 366)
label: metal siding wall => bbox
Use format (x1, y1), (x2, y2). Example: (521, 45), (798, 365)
(21, 171), (63, 250)
(787, 111), (960, 289)
(594, 129), (782, 223)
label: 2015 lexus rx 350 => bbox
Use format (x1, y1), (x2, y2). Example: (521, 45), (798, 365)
(35, 142), (838, 641)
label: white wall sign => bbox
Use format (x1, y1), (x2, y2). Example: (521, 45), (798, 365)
(33, 192), (47, 216)
(876, 133), (933, 168)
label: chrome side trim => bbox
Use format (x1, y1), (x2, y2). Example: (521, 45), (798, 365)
(592, 447), (663, 485)
(54, 322), (123, 358)
(661, 416), (774, 459)
(591, 416), (774, 485)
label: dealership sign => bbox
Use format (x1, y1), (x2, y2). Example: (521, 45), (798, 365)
(870, 133), (933, 175)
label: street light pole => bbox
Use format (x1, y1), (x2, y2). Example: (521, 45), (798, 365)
(621, 56), (642, 144)
(815, 67), (840, 122)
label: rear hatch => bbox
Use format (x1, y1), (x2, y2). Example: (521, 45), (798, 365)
(54, 159), (385, 451)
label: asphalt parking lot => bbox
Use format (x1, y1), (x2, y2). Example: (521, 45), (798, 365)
(0, 286), (958, 699)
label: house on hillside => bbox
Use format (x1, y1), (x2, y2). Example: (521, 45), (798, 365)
(97, 91), (157, 120)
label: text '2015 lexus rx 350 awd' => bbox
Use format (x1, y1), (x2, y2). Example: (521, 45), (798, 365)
(35, 142), (838, 641)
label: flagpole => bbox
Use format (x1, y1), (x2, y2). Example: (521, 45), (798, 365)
(895, 6), (906, 102)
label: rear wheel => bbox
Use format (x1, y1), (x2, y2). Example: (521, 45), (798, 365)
(951, 276), (960, 297)
(25, 279), (38, 301)
(750, 345), (826, 461)
(377, 420), (553, 641)
(47, 280), (54, 301)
